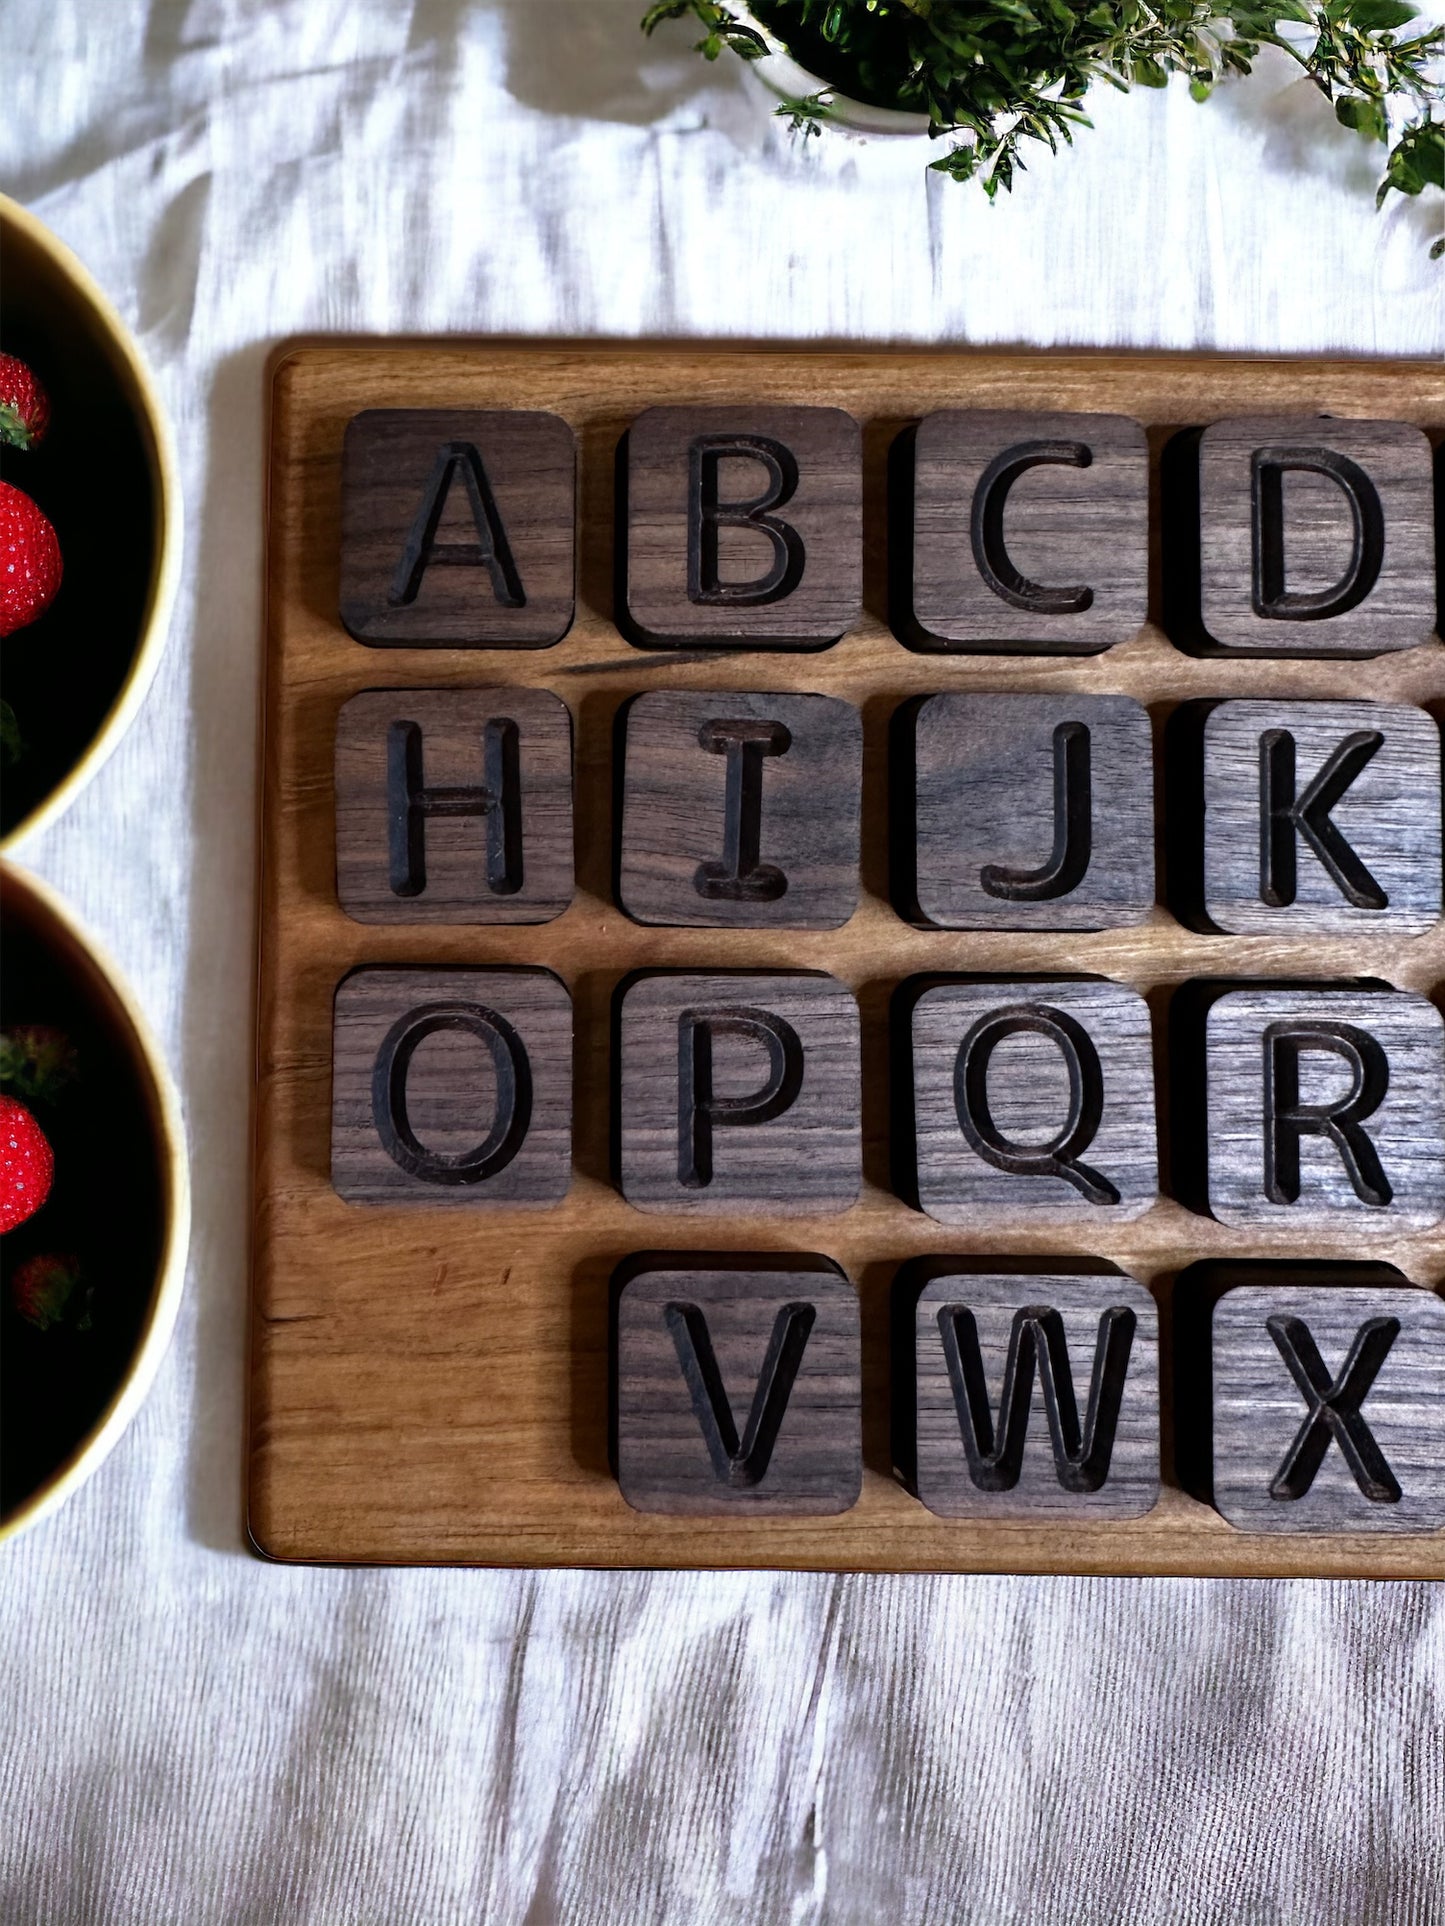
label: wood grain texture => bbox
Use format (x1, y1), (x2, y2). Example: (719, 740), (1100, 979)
(614, 970), (861, 1216)
(1191, 699), (1441, 938)
(897, 975), (1158, 1226)
(339, 408), (575, 646)
(895, 1261), (1159, 1520)
(253, 344), (1445, 1576)
(897, 410), (1148, 653)
(1175, 415), (1436, 658)
(616, 689), (861, 929)
(896, 693), (1154, 931)
(612, 1252), (862, 1515)
(619, 405), (862, 649)
(335, 686), (574, 924)
(331, 966), (572, 1206)
(1212, 1282), (1445, 1534)
(1200, 984), (1445, 1233)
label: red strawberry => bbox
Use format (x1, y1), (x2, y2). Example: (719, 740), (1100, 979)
(0, 481), (62, 637)
(10, 1252), (85, 1331)
(0, 354), (50, 451)
(0, 1095), (54, 1232)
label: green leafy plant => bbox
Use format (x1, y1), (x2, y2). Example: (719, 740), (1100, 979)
(642, 0), (1444, 250)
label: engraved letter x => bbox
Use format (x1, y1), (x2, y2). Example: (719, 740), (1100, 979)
(1265, 1313), (1402, 1505)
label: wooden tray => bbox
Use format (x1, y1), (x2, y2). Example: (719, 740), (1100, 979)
(250, 345), (1444, 1574)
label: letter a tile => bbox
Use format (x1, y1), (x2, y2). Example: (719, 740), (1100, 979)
(895, 1263), (1160, 1518)
(340, 409), (576, 647)
(612, 1253), (862, 1515)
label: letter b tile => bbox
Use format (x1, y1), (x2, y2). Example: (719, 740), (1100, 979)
(614, 971), (861, 1215)
(894, 1262), (1160, 1519)
(619, 406), (863, 651)
(617, 690), (861, 928)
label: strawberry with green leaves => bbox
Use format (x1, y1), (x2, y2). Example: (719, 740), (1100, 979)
(0, 353), (50, 452)
(10, 1252), (88, 1331)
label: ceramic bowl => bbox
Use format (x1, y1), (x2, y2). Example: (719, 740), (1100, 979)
(0, 861), (189, 1541)
(0, 194), (181, 850)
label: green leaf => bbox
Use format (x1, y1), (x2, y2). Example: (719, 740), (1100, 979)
(1346, 0), (1417, 28)
(1430, 236), (1444, 259)
(1189, 75), (1213, 99)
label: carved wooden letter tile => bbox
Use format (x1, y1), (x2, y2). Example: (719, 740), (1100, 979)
(896, 975), (1158, 1225)
(894, 1262), (1160, 1519)
(894, 692), (1154, 930)
(896, 409), (1148, 654)
(612, 1253), (862, 1515)
(619, 405), (863, 650)
(1212, 1279), (1445, 1534)
(1188, 699), (1442, 937)
(331, 967), (572, 1205)
(1171, 415), (1436, 657)
(614, 971), (861, 1216)
(617, 689), (862, 928)
(335, 687), (574, 924)
(340, 409), (576, 647)
(1200, 984), (1445, 1232)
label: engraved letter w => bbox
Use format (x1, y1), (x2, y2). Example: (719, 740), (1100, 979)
(665, 1300), (816, 1489)
(938, 1303), (1137, 1494)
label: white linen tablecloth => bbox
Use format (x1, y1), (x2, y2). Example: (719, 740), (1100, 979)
(3, 4), (1443, 1920)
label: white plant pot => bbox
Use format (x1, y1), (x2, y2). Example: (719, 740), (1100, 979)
(736, 5), (933, 138)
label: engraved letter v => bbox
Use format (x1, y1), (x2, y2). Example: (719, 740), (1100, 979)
(665, 1301), (817, 1489)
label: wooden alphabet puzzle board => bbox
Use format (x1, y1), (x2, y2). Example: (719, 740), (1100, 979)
(250, 346), (1445, 1574)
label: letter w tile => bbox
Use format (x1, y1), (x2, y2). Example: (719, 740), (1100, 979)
(938, 1302), (1137, 1493)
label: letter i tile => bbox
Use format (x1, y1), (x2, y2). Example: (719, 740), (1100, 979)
(616, 690), (862, 928)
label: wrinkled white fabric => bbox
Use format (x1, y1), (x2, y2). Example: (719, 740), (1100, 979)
(3, 3), (1443, 1921)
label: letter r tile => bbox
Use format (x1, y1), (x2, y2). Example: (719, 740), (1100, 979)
(617, 690), (861, 929)
(331, 967), (572, 1206)
(619, 405), (863, 650)
(896, 976), (1158, 1224)
(614, 971), (861, 1216)
(1200, 985), (1445, 1231)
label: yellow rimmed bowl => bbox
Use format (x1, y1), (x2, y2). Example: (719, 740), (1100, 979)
(0, 193), (181, 850)
(0, 861), (189, 1541)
